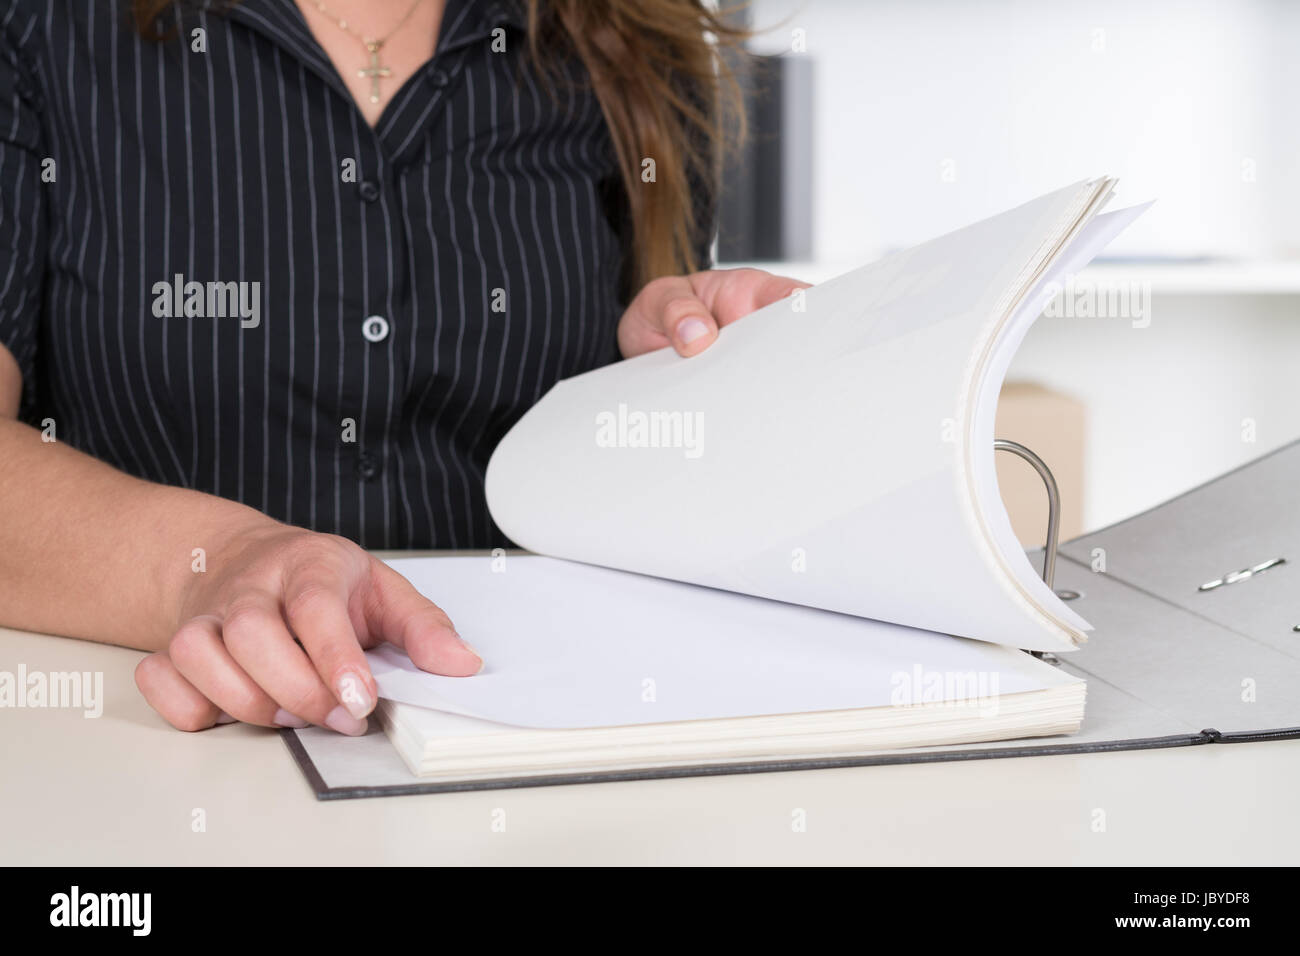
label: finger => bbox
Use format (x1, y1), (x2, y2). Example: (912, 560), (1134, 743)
(220, 589), (367, 736)
(282, 562), (378, 721)
(134, 646), (225, 732)
(367, 561), (482, 677)
(699, 268), (811, 327)
(619, 275), (718, 358)
(167, 614), (307, 729)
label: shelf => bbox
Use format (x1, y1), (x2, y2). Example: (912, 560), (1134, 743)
(1081, 261), (1300, 295)
(722, 259), (1300, 295)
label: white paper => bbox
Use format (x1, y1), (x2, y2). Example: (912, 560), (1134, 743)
(486, 180), (1136, 651)
(972, 201), (1153, 635)
(365, 556), (1077, 730)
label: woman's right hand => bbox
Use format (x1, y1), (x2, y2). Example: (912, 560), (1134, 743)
(134, 522), (482, 735)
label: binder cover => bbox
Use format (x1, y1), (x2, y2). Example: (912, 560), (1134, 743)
(283, 441), (1300, 799)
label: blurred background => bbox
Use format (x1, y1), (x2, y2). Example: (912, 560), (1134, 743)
(716, 0), (1300, 542)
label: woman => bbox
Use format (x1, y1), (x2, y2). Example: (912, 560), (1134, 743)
(0, 0), (804, 735)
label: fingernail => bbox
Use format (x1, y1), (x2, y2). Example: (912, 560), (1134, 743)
(215, 711), (237, 725)
(273, 708), (310, 729)
(677, 317), (711, 345)
(336, 670), (374, 720)
(325, 705), (368, 737)
(453, 631), (485, 673)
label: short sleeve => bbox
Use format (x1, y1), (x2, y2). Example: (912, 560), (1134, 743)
(0, 21), (46, 419)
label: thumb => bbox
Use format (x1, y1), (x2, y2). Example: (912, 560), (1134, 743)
(618, 275), (718, 358)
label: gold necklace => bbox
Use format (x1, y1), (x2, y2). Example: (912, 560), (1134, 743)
(311, 0), (429, 105)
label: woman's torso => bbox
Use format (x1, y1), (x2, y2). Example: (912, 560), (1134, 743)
(4, 0), (628, 548)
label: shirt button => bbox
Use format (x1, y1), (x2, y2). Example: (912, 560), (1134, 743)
(361, 314), (390, 343)
(355, 452), (382, 482)
(358, 180), (381, 203)
(428, 69), (450, 88)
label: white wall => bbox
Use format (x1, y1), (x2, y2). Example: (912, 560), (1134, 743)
(742, 0), (1300, 530)
(747, 0), (1299, 263)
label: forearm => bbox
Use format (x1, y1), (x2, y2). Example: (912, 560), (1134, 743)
(0, 416), (280, 651)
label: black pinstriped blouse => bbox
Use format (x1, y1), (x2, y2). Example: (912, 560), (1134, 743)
(0, 0), (713, 548)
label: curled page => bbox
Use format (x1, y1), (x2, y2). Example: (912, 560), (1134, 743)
(487, 180), (1140, 651)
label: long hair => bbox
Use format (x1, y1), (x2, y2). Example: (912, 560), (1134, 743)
(128, 0), (747, 292)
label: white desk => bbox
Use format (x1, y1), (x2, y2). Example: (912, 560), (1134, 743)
(3, 622), (1298, 866)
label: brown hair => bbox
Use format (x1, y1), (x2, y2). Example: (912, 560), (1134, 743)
(129, 0), (748, 293)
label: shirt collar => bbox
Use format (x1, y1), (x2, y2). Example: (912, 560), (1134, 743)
(433, 0), (523, 56)
(218, 0), (346, 100)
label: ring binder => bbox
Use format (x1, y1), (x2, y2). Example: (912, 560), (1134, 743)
(995, 439), (1069, 665)
(280, 438), (1300, 799)
(993, 439), (1062, 590)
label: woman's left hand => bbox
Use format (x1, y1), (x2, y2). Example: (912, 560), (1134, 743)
(617, 268), (810, 359)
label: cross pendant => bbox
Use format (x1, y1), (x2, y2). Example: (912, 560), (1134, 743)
(358, 42), (392, 105)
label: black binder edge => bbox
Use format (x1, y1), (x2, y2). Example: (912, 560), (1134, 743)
(280, 725), (1300, 802)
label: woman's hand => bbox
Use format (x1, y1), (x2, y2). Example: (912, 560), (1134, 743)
(617, 267), (810, 359)
(134, 523), (481, 735)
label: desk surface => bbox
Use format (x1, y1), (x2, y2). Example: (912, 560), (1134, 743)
(3, 623), (1298, 866)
